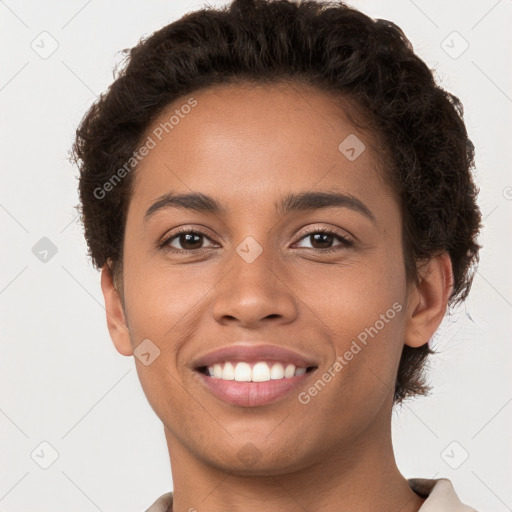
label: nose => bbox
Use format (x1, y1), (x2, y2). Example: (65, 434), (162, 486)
(211, 244), (299, 328)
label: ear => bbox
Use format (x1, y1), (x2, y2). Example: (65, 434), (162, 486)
(100, 264), (133, 356)
(404, 252), (454, 348)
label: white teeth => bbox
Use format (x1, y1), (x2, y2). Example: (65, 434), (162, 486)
(252, 362), (271, 382)
(213, 364), (222, 378)
(222, 362), (235, 380)
(234, 362), (252, 382)
(205, 361), (310, 382)
(270, 363), (285, 379)
(284, 364), (295, 378)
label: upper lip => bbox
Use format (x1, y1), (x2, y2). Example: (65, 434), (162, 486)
(191, 343), (319, 370)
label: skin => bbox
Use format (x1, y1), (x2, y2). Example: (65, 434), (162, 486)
(101, 82), (453, 512)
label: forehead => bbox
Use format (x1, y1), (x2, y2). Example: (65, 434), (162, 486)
(130, 82), (393, 213)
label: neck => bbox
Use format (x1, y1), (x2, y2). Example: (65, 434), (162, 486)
(164, 405), (424, 512)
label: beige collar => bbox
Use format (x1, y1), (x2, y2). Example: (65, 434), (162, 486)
(145, 478), (479, 512)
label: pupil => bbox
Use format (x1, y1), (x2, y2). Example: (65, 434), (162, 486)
(178, 233), (333, 250)
(312, 233), (332, 249)
(182, 233), (202, 249)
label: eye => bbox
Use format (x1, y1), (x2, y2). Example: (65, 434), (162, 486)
(294, 228), (353, 252)
(159, 226), (354, 255)
(160, 228), (218, 253)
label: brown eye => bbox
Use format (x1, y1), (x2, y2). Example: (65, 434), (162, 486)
(295, 229), (353, 251)
(307, 232), (335, 249)
(162, 230), (217, 253)
(173, 232), (204, 250)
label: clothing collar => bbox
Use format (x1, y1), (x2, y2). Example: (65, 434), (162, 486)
(145, 478), (478, 512)
(410, 478), (479, 511)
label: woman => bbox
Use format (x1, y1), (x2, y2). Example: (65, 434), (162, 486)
(72, 0), (481, 510)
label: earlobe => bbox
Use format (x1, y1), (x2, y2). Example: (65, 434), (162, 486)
(100, 264), (133, 356)
(404, 252), (454, 348)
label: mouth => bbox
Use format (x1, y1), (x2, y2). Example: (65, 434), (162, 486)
(195, 361), (317, 381)
(193, 363), (318, 407)
(190, 343), (319, 407)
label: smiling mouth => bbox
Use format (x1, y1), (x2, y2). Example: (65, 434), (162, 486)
(195, 361), (317, 382)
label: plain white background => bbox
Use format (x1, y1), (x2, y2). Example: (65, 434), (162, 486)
(0, 1), (511, 511)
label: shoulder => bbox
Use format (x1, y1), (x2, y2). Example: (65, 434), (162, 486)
(408, 478), (480, 511)
(144, 491), (174, 512)
(144, 481), (481, 512)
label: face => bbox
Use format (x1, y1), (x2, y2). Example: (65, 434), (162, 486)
(107, 82), (423, 474)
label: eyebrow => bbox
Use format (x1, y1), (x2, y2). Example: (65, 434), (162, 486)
(144, 190), (376, 224)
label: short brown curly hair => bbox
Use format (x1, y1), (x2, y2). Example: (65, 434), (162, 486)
(71, 0), (482, 404)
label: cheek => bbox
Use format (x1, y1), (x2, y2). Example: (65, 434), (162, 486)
(122, 257), (220, 344)
(121, 262), (210, 424)
(297, 248), (407, 396)
(296, 243), (406, 330)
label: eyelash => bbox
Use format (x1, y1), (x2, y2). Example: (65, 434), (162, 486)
(159, 226), (354, 255)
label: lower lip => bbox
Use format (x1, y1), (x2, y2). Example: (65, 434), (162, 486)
(194, 370), (316, 407)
